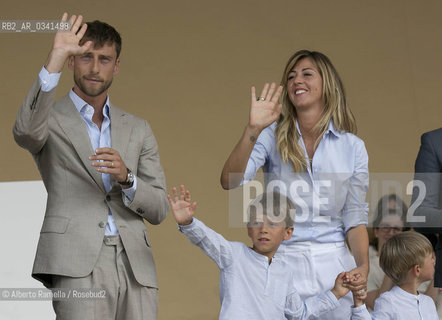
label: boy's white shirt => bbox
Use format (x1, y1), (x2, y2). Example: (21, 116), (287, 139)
(179, 217), (340, 320)
(351, 285), (438, 320)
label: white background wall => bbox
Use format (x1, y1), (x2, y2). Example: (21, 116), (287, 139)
(0, 181), (54, 320)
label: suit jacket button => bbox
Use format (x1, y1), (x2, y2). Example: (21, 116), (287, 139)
(99, 221), (106, 228)
(136, 208), (144, 214)
(105, 195), (111, 201)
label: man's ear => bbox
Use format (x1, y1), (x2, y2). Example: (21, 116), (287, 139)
(113, 58), (120, 75)
(67, 56), (75, 70)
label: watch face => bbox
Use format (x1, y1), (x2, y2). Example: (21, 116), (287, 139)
(119, 169), (134, 185)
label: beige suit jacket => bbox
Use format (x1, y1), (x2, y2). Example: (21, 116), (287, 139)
(13, 78), (169, 288)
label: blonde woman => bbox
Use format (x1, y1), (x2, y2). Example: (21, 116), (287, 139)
(221, 50), (369, 319)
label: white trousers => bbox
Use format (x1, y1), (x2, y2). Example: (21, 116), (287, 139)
(282, 241), (356, 320)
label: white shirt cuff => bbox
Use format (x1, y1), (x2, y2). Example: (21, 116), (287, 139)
(39, 66), (61, 92)
(122, 176), (137, 206)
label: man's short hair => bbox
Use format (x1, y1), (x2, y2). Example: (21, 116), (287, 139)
(79, 20), (122, 58)
(247, 191), (295, 227)
(380, 231), (433, 285)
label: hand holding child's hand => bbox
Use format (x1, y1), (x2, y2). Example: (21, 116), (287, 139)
(343, 272), (367, 307)
(331, 272), (350, 299)
(343, 272), (366, 299)
(343, 267), (367, 296)
(168, 185), (196, 226)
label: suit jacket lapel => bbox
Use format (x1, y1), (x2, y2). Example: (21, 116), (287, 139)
(110, 104), (131, 163)
(53, 95), (106, 193)
(109, 104), (132, 192)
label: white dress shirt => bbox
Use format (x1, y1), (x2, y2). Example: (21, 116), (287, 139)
(179, 218), (341, 320)
(242, 121), (369, 243)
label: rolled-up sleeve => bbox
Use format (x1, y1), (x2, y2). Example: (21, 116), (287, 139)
(342, 139), (369, 233)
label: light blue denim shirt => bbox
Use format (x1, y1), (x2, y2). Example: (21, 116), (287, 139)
(38, 67), (137, 235)
(179, 218), (340, 320)
(242, 121), (369, 243)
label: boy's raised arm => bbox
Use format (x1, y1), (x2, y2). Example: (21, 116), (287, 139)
(168, 185), (234, 269)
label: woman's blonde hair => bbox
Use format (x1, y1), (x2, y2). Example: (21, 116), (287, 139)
(275, 50), (357, 172)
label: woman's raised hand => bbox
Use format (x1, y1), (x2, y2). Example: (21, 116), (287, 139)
(249, 82), (283, 132)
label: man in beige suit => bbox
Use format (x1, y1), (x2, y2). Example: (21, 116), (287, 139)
(13, 13), (168, 320)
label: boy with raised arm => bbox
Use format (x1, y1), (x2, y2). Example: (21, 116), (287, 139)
(350, 231), (438, 319)
(168, 185), (353, 319)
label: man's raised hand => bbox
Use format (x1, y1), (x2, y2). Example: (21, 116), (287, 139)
(45, 13), (93, 73)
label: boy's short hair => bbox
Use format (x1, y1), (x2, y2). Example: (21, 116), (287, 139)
(79, 20), (122, 58)
(247, 191), (295, 227)
(380, 231), (433, 285)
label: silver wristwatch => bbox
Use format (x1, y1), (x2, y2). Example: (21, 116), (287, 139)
(119, 168), (135, 186)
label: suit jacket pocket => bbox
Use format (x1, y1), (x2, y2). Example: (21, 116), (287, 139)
(40, 216), (70, 234)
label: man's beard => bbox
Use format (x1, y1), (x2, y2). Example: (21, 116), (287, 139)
(74, 74), (113, 97)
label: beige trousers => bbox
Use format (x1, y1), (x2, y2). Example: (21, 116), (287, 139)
(52, 235), (158, 320)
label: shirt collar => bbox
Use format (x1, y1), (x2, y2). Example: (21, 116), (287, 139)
(326, 120), (341, 138)
(295, 119), (341, 139)
(247, 246), (283, 264)
(69, 89), (110, 118)
(391, 285), (420, 300)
